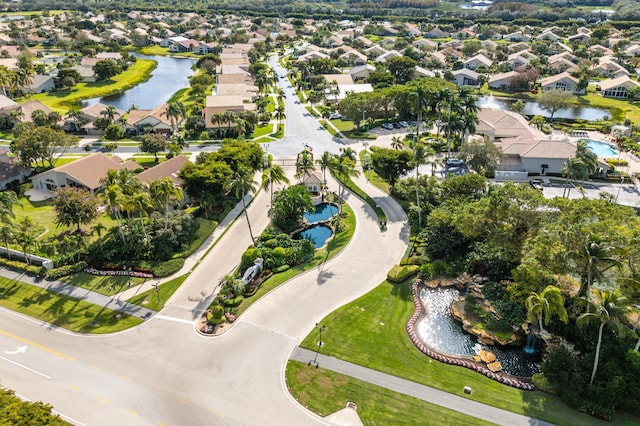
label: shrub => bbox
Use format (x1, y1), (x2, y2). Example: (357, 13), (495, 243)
(149, 258), (184, 277)
(387, 264), (419, 283)
(206, 305), (225, 325)
(240, 247), (261, 272)
(400, 256), (429, 266)
(45, 261), (88, 280)
(273, 264), (290, 273)
(223, 295), (243, 307)
(532, 373), (554, 393)
(0, 257), (42, 276)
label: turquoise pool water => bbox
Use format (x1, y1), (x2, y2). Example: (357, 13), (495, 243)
(304, 203), (338, 223)
(294, 225), (333, 249)
(586, 140), (617, 158)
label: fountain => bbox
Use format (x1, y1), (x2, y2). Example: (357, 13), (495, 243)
(242, 257), (263, 284)
(523, 333), (538, 354)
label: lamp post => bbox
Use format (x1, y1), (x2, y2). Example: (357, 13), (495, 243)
(308, 322), (326, 368)
(361, 110), (367, 130)
(152, 282), (160, 303)
(616, 176), (625, 203)
(364, 152), (370, 182)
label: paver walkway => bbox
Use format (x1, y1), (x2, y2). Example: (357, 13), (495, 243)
(291, 347), (553, 426)
(0, 268), (154, 319)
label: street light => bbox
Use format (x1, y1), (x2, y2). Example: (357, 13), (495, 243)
(361, 110), (367, 130)
(308, 322), (326, 368)
(616, 176), (625, 203)
(152, 282), (160, 303)
(364, 152), (370, 182)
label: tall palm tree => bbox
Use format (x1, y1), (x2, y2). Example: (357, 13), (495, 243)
(224, 111), (237, 134)
(274, 105), (286, 126)
(211, 112), (224, 137)
(570, 234), (621, 301)
(562, 157), (588, 198)
(101, 105), (118, 124)
(317, 151), (334, 184)
(578, 290), (631, 385)
(296, 149), (315, 183)
(525, 285), (568, 333)
(0, 224), (15, 259)
(163, 100), (187, 134)
(149, 178), (183, 230)
(234, 117), (247, 138)
(390, 136), (404, 150)
(262, 164), (289, 205)
(0, 190), (21, 223)
(409, 140), (432, 228)
(329, 156), (360, 213)
(15, 217), (38, 265)
(225, 169), (257, 244)
(409, 82), (430, 138)
(131, 192), (153, 235)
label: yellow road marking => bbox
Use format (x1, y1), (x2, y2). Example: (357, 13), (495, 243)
(125, 408), (139, 416)
(120, 376), (132, 382)
(0, 329), (75, 361)
(157, 422), (168, 426)
(178, 397), (191, 405)
(98, 397), (109, 404)
(67, 384), (80, 391)
(210, 410), (225, 418)
(91, 365), (102, 371)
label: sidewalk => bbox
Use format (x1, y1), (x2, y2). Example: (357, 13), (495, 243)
(291, 348), (552, 426)
(0, 268), (155, 320)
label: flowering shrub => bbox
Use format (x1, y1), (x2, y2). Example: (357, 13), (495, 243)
(84, 267), (154, 279)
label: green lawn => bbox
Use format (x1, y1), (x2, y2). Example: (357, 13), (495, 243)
(128, 274), (187, 311)
(0, 277), (142, 333)
(59, 273), (147, 297)
(28, 59), (156, 112)
(234, 203), (356, 317)
(138, 46), (199, 58)
(286, 361), (493, 426)
(296, 278), (636, 426)
(251, 123), (274, 139)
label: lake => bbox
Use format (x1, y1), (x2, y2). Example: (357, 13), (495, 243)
(477, 95), (611, 121)
(84, 54), (196, 110)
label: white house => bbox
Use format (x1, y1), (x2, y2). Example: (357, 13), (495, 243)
(452, 68), (479, 87)
(539, 72), (583, 94)
(599, 76), (640, 98)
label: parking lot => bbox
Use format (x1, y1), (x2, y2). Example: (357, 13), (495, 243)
(531, 179), (640, 208)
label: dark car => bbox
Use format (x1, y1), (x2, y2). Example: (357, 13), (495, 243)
(529, 179), (544, 191)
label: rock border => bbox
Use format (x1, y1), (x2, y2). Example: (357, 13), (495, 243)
(406, 279), (535, 391)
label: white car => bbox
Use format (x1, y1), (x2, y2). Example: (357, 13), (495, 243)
(329, 112), (341, 119)
(381, 123), (394, 130)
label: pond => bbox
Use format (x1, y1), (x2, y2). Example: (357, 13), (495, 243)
(416, 287), (539, 377)
(303, 203), (338, 223)
(84, 54), (196, 110)
(294, 225), (333, 249)
(477, 95), (611, 121)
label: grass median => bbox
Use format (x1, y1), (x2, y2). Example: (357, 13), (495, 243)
(286, 360), (493, 426)
(128, 275), (187, 311)
(0, 276), (142, 333)
(295, 278), (636, 426)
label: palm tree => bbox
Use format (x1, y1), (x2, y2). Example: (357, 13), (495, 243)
(149, 178), (183, 230)
(234, 117), (247, 138)
(296, 149), (315, 183)
(525, 285), (568, 333)
(317, 151), (334, 184)
(531, 115), (545, 130)
(15, 217), (38, 265)
(223, 111), (237, 134)
(225, 169), (258, 244)
(211, 112), (224, 138)
(562, 157), (588, 198)
(100, 105), (118, 124)
(131, 192), (153, 235)
(0, 65), (11, 97)
(409, 82), (430, 138)
(578, 290), (631, 385)
(274, 105), (286, 126)
(409, 140), (432, 228)
(0, 224), (15, 259)
(0, 190), (21, 223)
(570, 234), (621, 301)
(390, 136), (404, 150)
(262, 164), (289, 205)
(163, 100), (187, 134)
(329, 156), (360, 213)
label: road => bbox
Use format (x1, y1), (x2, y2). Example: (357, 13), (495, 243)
(0, 55), (410, 425)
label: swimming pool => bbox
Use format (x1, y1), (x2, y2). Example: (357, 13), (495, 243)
(585, 140), (617, 158)
(303, 203), (338, 223)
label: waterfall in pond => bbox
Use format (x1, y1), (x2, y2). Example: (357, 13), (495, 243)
(523, 333), (537, 354)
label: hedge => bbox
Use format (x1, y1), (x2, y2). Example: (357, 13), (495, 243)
(223, 295), (243, 307)
(273, 264), (290, 273)
(0, 257), (42, 276)
(387, 264), (420, 283)
(45, 261), (88, 280)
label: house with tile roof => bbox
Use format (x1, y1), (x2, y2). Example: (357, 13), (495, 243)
(126, 104), (174, 134)
(31, 153), (140, 193)
(539, 72), (583, 94)
(0, 149), (31, 191)
(136, 155), (189, 187)
(599, 75), (640, 98)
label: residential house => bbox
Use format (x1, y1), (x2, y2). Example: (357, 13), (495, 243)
(31, 153), (140, 193)
(548, 57), (578, 74)
(452, 68), (480, 87)
(413, 38), (437, 51)
(364, 45), (387, 59)
(0, 148), (31, 191)
(503, 31), (532, 42)
(169, 38), (200, 53)
(136, 155), (189, 187)
(204, 95), (256, 129)
(303, 171), (324, 194)
(353, 36), (373, 48)
(325, 83), (373, 104)
(464, 53), (493, 70)
(126, 104), (175, 134)
(488, 71), (521, 90)
(297, 50), (330, 62)
(414, 66), (435, 78)
(375, 50), (402, 64)
(339, 49), (367, 66)
(539, 72), (583, 94)
(424, 27), (449, 38)
(404, 23), (422, 37)
(593, 57), (629, 78)
(26, 75), (55, 94)
(624, 44), (640, 57)
(507, 51), (538, 70)
(507, 42), (530, 54)
(568, 33), (591, 44)
(349, 64), (375, 82)
(589, 44), (614, 56)
(536, 31), (562, 42)
(599, 76), (640, 98)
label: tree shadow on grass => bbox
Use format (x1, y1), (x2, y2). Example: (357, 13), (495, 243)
(0, 283), (20, 300)
(389, 279), (413, 302)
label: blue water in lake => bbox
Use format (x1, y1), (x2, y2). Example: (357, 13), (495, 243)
(295, 225), (333, 249)
(585, 139), (618, 158)
(303, 203), (338, 223)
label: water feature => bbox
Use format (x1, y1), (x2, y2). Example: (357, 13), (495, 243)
(523, 333), (538, 355)
(83, 54), (196, 110)
(477, 95), (610, 121)
(303, 203), (338, 223)
(294, 224), (333, 249)
(585, 139), (618, 158)
(416, 287), (539, 377)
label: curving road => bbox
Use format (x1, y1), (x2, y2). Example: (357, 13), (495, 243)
(0, 55), (409, 425)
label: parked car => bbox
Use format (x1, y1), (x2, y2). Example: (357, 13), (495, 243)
(399, 121), (409, 127)
(529, 179), (544, 191)
(329, 112), (341, 119)
(381, 123), (394, 130)
(393, 122), (401, 128)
